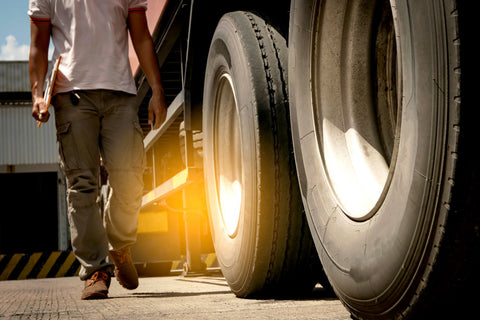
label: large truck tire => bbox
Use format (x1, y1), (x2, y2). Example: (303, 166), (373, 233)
(289, 0), (478, 318)
(202, 11), (324, 298)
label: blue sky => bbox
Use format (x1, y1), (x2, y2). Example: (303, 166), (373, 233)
(0, 1), (30, 60)
(0, 1), (55, 61)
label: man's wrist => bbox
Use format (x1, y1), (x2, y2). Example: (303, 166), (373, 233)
(31, 81), (44, 102)
(32, 94), (44, 103)
(150, 84), (164, 95)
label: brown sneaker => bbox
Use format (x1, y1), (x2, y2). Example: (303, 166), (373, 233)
(109, 246), (139, 290)
(81, 269), (111, 300)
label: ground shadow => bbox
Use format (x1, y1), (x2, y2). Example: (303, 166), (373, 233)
(119, 279), (338, 301)
(118, 290), (233, 299)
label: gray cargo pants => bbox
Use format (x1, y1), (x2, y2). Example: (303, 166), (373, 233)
(53, 90), (145, 280)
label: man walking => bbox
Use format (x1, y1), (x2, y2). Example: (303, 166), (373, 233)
(28, 0), (167, 300)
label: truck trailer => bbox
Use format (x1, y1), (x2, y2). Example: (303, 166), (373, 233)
(125, 0), (478, 318)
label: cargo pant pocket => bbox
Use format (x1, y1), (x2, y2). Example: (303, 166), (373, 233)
(56, 121), (78, 171)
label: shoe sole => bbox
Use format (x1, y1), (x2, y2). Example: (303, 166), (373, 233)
(81, 292), (108, 300)
(115, 274), (138, 290)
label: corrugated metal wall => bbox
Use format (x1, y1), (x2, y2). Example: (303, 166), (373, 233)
(0, 105), (58, 165)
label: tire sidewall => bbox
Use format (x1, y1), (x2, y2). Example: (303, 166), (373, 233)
(289, 0), (451, 313)
(202, 13), (271, 293)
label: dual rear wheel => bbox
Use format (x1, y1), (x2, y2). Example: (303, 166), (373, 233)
(202, 1), (478, 318)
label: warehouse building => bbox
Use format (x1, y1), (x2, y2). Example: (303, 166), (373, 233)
(0, 61), (69, 254)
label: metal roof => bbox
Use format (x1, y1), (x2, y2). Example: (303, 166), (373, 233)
(0, 61), (52, 93)
(0, 61), (31, 92)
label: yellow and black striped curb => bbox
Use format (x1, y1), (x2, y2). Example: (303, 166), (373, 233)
(0, 252), (219, 281)
(0, 251), (80, 281)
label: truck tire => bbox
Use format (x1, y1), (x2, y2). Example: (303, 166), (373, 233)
(202, 11), (323, 297)
(289, 0), (478, 318)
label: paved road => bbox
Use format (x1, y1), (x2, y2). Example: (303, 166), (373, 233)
(0, 272), (351, 319)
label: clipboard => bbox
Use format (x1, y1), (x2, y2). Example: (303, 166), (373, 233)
(38, 55), (62, 128)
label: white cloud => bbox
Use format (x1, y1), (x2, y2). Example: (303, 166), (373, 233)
(0, 35), (29, 60)
(0, 35), (54, 61)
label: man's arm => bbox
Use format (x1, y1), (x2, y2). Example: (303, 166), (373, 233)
(128, 10), (167, 130)
(29, 21), (51, 123)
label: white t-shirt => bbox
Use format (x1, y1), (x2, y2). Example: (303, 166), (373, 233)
(28, 0), (148, 95)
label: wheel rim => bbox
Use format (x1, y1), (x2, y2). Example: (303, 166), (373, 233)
(311, 0), (401, 221)
(214, 73), (243, 236)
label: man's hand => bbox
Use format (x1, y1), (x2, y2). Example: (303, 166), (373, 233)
(148, 88), (167, 130)
(31, 82), (50, 123)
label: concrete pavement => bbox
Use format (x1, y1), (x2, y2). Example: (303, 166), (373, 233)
(0, 273), (351, 319)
